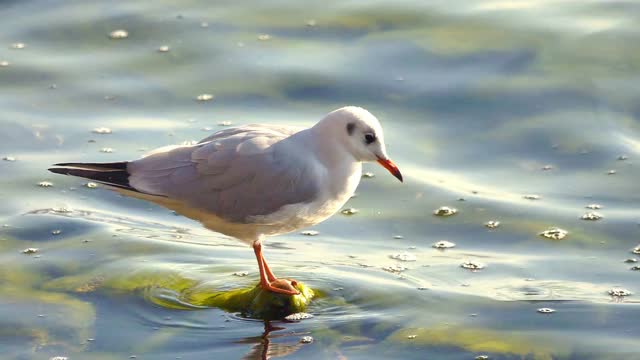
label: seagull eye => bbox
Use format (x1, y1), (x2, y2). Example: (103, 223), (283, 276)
(364, 133), (376, 144)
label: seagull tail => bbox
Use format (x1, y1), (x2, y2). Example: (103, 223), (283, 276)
(48, 162), (135, 191)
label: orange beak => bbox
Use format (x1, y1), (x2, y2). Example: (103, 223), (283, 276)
(377, 158), (403, 182)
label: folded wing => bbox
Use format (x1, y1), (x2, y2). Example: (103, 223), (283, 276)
(127, 125), (320, 223)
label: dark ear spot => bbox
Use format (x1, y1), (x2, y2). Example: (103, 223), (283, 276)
(346, 122), (355, 135)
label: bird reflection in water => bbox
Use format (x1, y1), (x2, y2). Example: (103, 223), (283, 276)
(239, 321), (304, 360)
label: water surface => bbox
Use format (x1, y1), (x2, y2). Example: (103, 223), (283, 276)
(1, 1), (640, 359)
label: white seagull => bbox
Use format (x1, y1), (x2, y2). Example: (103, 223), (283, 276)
(49, 106), (403, 295)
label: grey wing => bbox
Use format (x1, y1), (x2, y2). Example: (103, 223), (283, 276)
(127, 125), (319, 223)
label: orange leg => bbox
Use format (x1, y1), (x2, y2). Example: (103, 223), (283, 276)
(261, 254), (277, 283)
(253, 241), (300, 296)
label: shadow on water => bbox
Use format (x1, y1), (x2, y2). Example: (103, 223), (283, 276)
(21, 207), (240, 247)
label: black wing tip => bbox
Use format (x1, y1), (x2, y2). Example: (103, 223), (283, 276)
(50, 161), (128, 170)
(51, 162), (86, 167)
(48, 166), (80, 175)
(47, 161), (167, 197)
(47, 163), (134, 190)
(48, 167), (64, 174)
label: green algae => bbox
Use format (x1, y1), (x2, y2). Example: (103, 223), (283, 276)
(0, 285), (96, 354)
(44, 266), (315, 320)
(188, 282), (314, 320)
(389, 325), (570, 360)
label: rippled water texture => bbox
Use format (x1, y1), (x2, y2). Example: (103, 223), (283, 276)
(1, 1), (640, 359)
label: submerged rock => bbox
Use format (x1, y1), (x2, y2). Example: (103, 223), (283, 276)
(299, 336), (314, 344)
(341, 208), (358, 215)
(92, 127), (112, 134)
(196, 282), (314, 320)
(389, 326), (561, 358)
(109, 29), (128, 39)
(485, 220), (500, 229)
(537, 308), (555, 314)
(539, 227), (568, 240)
(461, 261), (484, 270)
(432, 240), (456, 249)
(285, 312), (313, 321)
(608, 288), (631, 297)
(581, 212), (603, 221)
(390, 252), (417, 262)
(433, 206), (457, 216)
(382, 264), (408, 273)
(196, 94), (214, 101)
(22, 248), (39, 254)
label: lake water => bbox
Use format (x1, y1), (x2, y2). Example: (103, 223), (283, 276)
(1, 1), (640, 359)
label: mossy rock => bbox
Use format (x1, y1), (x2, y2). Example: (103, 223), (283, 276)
(187, 282), (315, 320)
(44, 267), (316, 320)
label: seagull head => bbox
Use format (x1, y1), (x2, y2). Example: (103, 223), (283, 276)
(316, 106), (403, 182)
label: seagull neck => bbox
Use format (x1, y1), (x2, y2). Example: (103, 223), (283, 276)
(303, 127), (361, 201)
(306, 127), (357, 170)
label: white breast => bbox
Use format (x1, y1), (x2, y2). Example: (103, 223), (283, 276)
(249, 161), (362, 236)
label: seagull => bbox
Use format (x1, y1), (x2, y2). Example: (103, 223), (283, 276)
(49, 106), (403, 295)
